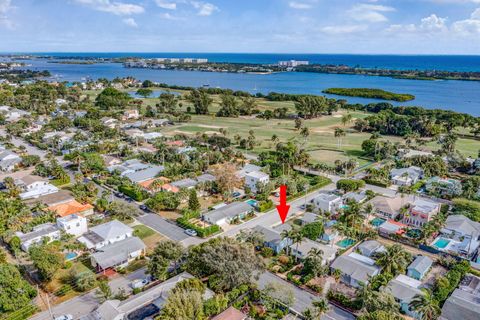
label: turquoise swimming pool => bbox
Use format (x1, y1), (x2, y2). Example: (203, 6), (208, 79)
(336, 238), (356, 248)
(433, 238), (450, 249)
(245, 199), (258, 207)
(371, 217), (386, 227)
(65, 252), (78, 261)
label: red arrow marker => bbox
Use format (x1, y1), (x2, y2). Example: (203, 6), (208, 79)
(276, 185), (290, 224)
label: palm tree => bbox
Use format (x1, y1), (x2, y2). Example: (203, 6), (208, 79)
(292, 230), (304, 262)
(300, 127), (310, 146)
(281, 229), (295, 256)
(304, 299), (329, 319)
(334, 127), (346, 148)
(271, 134), (279, 144)
(409, 289), (441, 320)
(375, 244), (412, 275)
(341, 113), (353, 127)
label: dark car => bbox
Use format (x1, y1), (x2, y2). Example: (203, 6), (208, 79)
(139, 205), (149, 212)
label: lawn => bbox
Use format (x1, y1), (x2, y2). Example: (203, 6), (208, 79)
(133, 224), (156, 239)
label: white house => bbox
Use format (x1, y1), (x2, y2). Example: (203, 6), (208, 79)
(390, 166), (424, 186)
(16, 223), (61, 251)
(90, 237), (145, 272)
(78, 220), (133, 250)
(289, 239), (337, 265)
(101, 117), (119, 129)
(123, 109), (140, 120)
(245, 171), (270, 194)
(0, 150), (21, 172)
(56, 214), (88, 237)
(312, 192), (343, 214)
(15, 175), (59, 200)
(204, 202), (253, 225)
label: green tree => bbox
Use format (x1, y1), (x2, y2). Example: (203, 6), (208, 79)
(375, 244), (412, 276)
(95, 87), (131, 110)
(148, 240), (184, 280)
(188, 189), (201, 211)
(96, 280), (112, 302)
(159, 284), (206, 320)
(186, 89), (212, 115)
(186, 237), (264, 292)
(136, 88), (153, 98)
(29, 244), (64, 281)
(409, 289), (441, 320)
(0, 263), (37, 313)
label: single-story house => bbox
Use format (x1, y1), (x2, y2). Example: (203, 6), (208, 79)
(203, 202), (253, 225)
(15, 175), (59, 200)
(196, 173), (216, 184)
(378, 220), (407, 237)
(25, 190), (75, 207)
(56, 214), (88, 237)
(252, 225), (292, 254)
(390, 166), (424, 186)
(143, 132), (163, 142)
(312, 192), (343, 214)
(78, 220), (133, 250)
(289, 239), (337, 265)
(440, 274), (480, 320)
(385, 274), (424, 319)
(124, 165), (165, 184)
(91, 236), (145, 272)
(398, 149), (434, 159)
(171, 178), (198, 190)
(330, 252), (381, 288)
(437, 215), (480, 258)
(298, 212), (319, 226)
(320, 229), (339, 244)
(0, 150), (21, 172)
(357, 240), (385, 258)
(407, 256), (433, 280)
(16, 223), (61, 251)
(344, 190), (369, 204)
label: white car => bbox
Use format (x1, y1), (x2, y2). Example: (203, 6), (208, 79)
(131, 278), (150, 289)
(54, 315), (73, 320)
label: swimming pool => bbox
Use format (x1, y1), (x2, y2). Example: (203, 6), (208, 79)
(433, 238), (450, 249)
(336, 238), (356, 248)
(370, 217), (386, 227)
(245, 199), (258, 207)
(65, 252), (78, 261)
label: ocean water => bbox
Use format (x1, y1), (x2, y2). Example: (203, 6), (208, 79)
(13, 55), (480, 116)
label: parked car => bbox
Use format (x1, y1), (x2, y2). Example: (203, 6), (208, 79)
(115, 192), (124, 198)
(54, 315), (73, 320)
(130, 278), (151, 289)
(185, 229), (198, 237)
(139, 205), (149, 212)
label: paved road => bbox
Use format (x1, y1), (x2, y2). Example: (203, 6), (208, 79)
(137, 213), (189, 242)
(257, 272), (355, 320)
(30, 292), (98, 320)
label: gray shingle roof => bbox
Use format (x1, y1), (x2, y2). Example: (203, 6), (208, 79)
(253, 225), (282, 245)
(441, 288), (480, 320)
(89, 220), (133, 242)
(171, 178), (197, 189)
(91, 236), (145, 269)
(385, 277), (423, 303)
(17, 223), (59, 243)
(205, 202), (252, 223)
(331, 253), (380, 283)
(124, 165), (164, 183)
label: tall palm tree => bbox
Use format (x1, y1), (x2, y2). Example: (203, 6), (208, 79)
(409, 289), (441, 320)
(341, 113), (353, 127)
(375, 244), (412, 275)
(292, 230), (304, 262)
(334, 127), (346, 148)
(281, 229), (295, 256)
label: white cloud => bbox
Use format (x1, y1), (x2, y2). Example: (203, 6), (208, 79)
(320, 24), (368, 34)
(0, 0), (14, 29)
(419, 14), (448, 31)
(348, 4), (395, 23)
(289, 2), (312, 9)
(74, 0), (144, 16)
(155, 0), (177, 10)
(191, 1), (218, 16)
(159, 12), (183, 20)
(122, 17), (137, 27)
(452, 8), (480, 34)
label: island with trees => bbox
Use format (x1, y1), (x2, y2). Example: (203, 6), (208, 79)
(323, 88), (415, 102)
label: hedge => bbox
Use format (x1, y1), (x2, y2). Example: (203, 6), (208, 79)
(362, 178), (390, 188)
(118, 185), (145, 201)
(258, 200), (274, 212)
(327, 291), (362, 311)
(177, 211), (221, 238)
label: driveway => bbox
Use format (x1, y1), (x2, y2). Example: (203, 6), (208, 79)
(257, 272), (355, 320)
(137, 213), (189, 242)
(30, 292), (98, 320)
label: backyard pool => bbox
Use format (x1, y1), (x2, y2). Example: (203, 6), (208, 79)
(65, 252), (78, 261)
(336, 238), (356, 248)
(370, 217), (386, 227)
(433, 238), (451, 249)
(245, 199), (258, 207)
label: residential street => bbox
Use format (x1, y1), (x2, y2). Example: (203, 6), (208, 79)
(257, 272), (355, 320)
(137, 213), (189, 242)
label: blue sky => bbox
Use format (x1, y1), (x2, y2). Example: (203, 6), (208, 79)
(0, 0), (480, 53)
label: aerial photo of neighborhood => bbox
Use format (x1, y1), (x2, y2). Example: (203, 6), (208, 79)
(1, 1), (480, 320)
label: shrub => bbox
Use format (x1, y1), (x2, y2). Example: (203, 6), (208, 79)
(118, 184), (145, 201)
(258, 200), (274, 212)
(261, 247), (274, 258)
(336, 179), (365, 192)
(278, 255), (290, 265)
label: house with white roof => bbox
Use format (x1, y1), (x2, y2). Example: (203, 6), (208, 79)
(245, 171), (269, 194)
(312, 192), (343, 214)
(203, 202), (253, 225)
(434, 215), (480, 259)
(357, 240), (385, 258)
(330, 252), (381, 288)
(56, 214), (88, 237)
(123, 109), (140, 120)
(78, 220), (134, 250)
(101, 117), (119, 129)
(108, 159), (164, 184)
(0, 105), (30, 122)
(15, 175), (59, 200)
(425, 176), (463, 198)
(390, 166), (424, 186)
(0, 149), (21, 172)
(90, 236), (145, 272)
(289, 239), (337, 265)
(403, 198), (441, 228)
(16, 223), (61, 251)
(236, 163), (262, 178)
